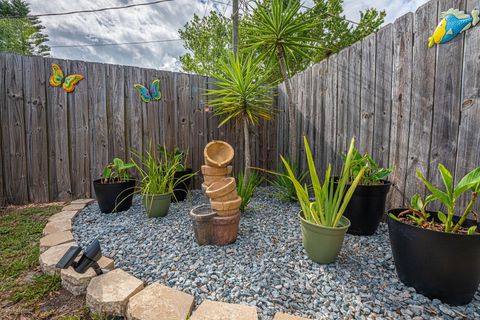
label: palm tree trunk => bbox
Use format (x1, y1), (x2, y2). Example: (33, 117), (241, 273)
(276, 45), (297, 160)
(243, 117), (251, 186)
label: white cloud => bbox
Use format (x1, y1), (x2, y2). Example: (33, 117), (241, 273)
(27, 0), (429, 72)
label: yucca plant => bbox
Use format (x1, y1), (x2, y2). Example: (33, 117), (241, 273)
(207, 53), (274, 185)
(237, 171), (263, 212)
(269, 157), (308, 202)
(243, 0), (320, 157)
(282, 136), (365, 227)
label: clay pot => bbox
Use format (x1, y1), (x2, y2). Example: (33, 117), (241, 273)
(189, 205), (240, 246)
(204, 140), (234, 168)
(205, 178), (237, 200)
(212, 212), (240, 245)
(201, 183), (208, 193)
(201, 165), (229, 176)
(210, 196), (242, 216)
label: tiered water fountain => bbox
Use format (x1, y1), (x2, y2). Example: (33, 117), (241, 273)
(190, 140), (241, 245)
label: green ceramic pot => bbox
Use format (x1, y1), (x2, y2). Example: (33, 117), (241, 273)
(142, 193), (172, 218)
(299, 212), (351, 264)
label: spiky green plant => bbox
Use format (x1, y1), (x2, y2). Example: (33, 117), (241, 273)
(282, 136), (365, 227)
(237, 171), (263, 212)
(243, 0), (320, 157)
(207, 53), (274, 184)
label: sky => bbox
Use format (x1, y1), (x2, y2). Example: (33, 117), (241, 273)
(27, 0), (429, 72)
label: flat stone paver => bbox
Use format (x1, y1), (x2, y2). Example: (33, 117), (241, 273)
(70, 198), (95, 205)
(48, 210), (78, 222)
(61, 256), (115, 295)
(273, 313), (310, 320)
(43, 219), (72, 235)
(191, 300), (258, 320)
(39, 231), (74, 252)
(86, 268), (144, 317)
(62, 203), (87, 211)
(39, 242), (76, 275)
(126, 283), (194, 320)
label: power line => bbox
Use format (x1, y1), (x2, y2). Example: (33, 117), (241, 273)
(1, 0), (174, 19)
(50, 38), (182, 48)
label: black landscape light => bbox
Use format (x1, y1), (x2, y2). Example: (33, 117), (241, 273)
(56, 239), (103, 274)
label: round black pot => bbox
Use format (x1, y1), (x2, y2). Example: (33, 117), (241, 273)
(387, 208), (480, 305)
(334, 180), (391, 235)
(93, 179), (136, 213)
(173, 169), (193, 202)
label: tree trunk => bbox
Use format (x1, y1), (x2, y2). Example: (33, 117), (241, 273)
(276, 46), (297, 160)
(232, 0), (239, 55)
(243, 117), (251, 186)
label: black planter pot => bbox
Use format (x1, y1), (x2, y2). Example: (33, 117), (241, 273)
(173, 169), (193, 202)
(387, 208), (480, 305)
(93, 179), (136, 213)
(334, 180), (391, 235)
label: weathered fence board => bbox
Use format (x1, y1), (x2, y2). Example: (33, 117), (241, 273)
(359, 33), (376, 155)
(3, 54), (29, 203)
(335, 49), (349, 172)
(23, 55), (49, 203)
(0, 53), (5, 205)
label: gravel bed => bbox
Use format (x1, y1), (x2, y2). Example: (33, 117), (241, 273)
(73, 188), (480, 320)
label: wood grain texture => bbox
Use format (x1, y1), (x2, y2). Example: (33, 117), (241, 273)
(404, 1), (437, 200)
(0, 53), (7, 205)
(372, 24), (394, 168)
(428, 0), (465, 194)
(106, 64), (126, 160)
(87, 62), (108, 185)
(124, 66), (143, 160)
(388, 13), (414, 207)
(335, 49), (349, 173)
(359, 34), (376, 155)
(455, 0), (480, 211)
(68, 59), (90, 198)
(23, 55), (49, 202)
(324, 55), (338, 172)
(347, 41), (362, 147)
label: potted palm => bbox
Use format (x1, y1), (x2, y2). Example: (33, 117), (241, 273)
(132, 145), (194, 218)
(387, 164), (480, 305)
(337, 148), (393, 235)
(158, 146), (194, 202)
(93, 158), (135, 213)
(282, 136), (365, 264)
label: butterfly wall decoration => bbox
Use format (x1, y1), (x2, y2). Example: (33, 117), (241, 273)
(134, 79), (162, 103)
(49, 63), (84, 93)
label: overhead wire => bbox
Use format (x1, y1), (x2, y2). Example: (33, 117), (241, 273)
(0, 0), (174, 19)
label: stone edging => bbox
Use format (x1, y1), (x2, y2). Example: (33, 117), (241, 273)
(39, 199), (309, 320)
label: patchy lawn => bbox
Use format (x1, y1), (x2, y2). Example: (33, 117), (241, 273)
(0, 203), (92, 319)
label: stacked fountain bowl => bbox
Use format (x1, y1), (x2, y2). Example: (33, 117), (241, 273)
(202, 140), (242, 217)
(189, 140), (241, 246)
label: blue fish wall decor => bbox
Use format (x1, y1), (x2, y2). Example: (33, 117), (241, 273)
(429, 8), (479, 47)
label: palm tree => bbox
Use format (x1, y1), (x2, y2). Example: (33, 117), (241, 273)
(243, 0), (318, 160)
(207, 53), (274, 183)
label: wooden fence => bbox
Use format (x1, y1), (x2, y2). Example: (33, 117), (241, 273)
(277, 0), (480, 209)
(2, 0), (480, 208)
(0, 53), (277, 205)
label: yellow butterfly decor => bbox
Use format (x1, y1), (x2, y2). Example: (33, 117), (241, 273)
(49, 63), (84, 93)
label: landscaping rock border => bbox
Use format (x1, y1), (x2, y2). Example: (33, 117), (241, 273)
(39, 199), (306, 320)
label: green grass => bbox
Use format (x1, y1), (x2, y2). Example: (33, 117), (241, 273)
(0, 204), (62, 305)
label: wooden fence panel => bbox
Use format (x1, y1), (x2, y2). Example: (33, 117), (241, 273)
(68, 59), (90, 198)
(3, 54), (28, 203)
(124, 66), (143, 160)
(359, 34), (376, 155)
(324, 55), (337, 170)
(0, 54), (5, 205)
(335, 49), (349, 173)
(455, 0), (480, 211)
(106, 64), (126, 161)
(428, 0), (465, 192)
(388, 13), (414, 207)
(372, 24), (393, 168)
(46, 58), (72, 201)
(404, 1), (437, 200)
(347, 42), (362, 147)
(23, 55), (49, 203)
(88, 63), (108, 185)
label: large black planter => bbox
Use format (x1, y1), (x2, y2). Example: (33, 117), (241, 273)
(334, 180), (390, 235)
(93, 179), (136, 213)
(172, 169), (193, 202)
(387, 208), (480, 305)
